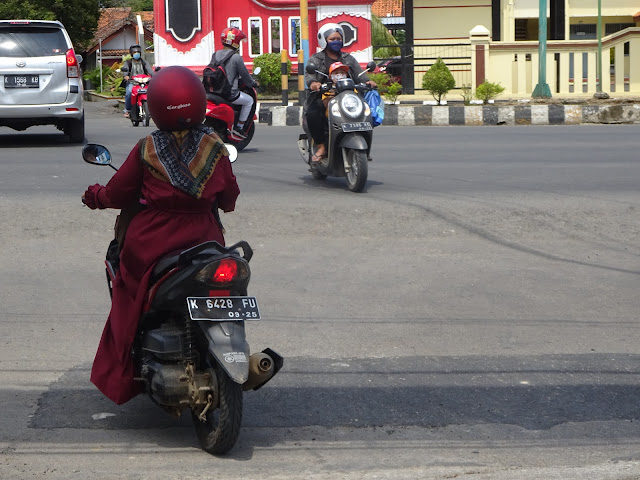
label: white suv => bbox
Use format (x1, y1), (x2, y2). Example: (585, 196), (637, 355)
(0, 20), (84, 143)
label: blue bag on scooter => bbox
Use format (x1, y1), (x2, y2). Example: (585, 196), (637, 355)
(364, 89), (384, 127)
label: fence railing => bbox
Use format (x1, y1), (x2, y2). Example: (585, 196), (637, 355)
(374, 27), (640, 98)
(373, 43), (472, 94)
(474, 26), (640, 97)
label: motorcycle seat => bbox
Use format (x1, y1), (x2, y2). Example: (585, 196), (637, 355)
(206, 93), (232, 107)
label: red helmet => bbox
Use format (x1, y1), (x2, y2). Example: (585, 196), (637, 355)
(221, 27), (246, 49)
(146, 66), (206, 131)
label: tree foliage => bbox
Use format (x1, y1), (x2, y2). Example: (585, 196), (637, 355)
(421, 57), (455, 103)
(0, 0), (100, 51)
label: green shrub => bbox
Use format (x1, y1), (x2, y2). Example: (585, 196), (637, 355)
(475, 80), (505, 104)
(385, 82), (402, 104)
(253, 53), (291, 94)
(460, 84), (473, 105)
(368, 72), (391, 93)
(421, 57), (455, 104)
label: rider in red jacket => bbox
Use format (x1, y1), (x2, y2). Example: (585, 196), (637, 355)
(82, 66), (240, 404)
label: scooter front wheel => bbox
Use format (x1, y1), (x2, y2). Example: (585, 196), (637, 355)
(143, 100), (150, 127)
(191, 365), (243, 455)
(345, 149), (368, 192)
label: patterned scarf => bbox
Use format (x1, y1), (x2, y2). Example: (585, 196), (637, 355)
(140, 125), (226, 199)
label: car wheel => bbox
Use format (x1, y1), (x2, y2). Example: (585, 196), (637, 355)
(65, 115), (84, 143)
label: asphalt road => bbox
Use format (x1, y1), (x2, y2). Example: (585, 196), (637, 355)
(0, 100), (639, 479)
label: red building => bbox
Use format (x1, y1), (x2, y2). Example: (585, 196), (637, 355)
(153, 0), (376, 72)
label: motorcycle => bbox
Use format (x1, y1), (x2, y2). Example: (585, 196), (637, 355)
(204, 67), (261, 151)
(298, 61), (377, 193)
(81, 142), (282, 455)
(129, 74), (151, 127)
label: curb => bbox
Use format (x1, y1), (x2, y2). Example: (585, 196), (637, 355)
(259, 104), (640, 126)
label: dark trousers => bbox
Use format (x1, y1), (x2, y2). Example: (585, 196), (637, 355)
(305, 97), (328, 146)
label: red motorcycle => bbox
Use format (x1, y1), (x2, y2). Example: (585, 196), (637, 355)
(204, 67), (260, 151)
(129, 73), (152, 127)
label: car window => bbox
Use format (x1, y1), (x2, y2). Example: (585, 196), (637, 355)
(0, 27), (67, 57)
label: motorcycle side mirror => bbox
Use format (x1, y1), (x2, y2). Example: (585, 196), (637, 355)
(154, 66), (162, 72)
(366, 61), (377, 72)
(305, 63), (317, 75)
(82, 143), (112, 166)
(253, 66), (261, 75)
(225, 143), (238, 163)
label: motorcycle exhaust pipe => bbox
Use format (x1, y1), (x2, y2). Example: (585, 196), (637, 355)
(242, 352), (275, 391)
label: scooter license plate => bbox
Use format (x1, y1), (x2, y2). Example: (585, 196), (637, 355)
(187, 296), (261, 321)
(342, 122), (372, 132)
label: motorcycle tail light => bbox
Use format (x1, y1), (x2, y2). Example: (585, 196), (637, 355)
(195, 258), (249, 285)
(66, 49), (79, 78)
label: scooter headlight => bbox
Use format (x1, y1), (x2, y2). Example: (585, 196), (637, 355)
(340, 94), (363, 118)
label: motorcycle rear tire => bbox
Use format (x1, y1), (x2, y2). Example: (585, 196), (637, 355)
(143, 101), (150, 127)
(192, 365), (243, 455)
(232, 122), (255, 152)
(345, 149), (368, 193)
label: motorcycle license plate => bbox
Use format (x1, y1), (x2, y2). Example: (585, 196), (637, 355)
(342, 122), (372, 132)
(4, 75), (39, 88)
(187, 296), (260, 321)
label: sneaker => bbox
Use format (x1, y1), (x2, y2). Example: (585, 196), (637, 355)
(230, 128), (247, 140)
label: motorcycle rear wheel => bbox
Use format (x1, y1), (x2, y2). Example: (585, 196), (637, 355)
(143, 101), (150, 127)
(232, 122), (255, 152)
(191, 365), (243, 455)
(345, 149), (368, 193)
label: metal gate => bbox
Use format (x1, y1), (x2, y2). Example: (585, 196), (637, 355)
(373, 43), (472, 94)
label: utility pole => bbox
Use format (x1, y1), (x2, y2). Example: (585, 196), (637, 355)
(300, 0), (309, 73)
(532, 0), (552, 98)
(594, 0), (609, 99)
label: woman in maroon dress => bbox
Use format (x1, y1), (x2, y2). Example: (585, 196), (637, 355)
(82, 66), (240, 404)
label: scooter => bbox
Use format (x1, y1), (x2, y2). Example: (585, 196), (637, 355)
(204, 67), (261, 151)
(298, 61), (377, 193)
(129, 74), (151, 127)
(81, 143), (282, 455)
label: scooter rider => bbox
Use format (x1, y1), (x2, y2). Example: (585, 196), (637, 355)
(81, 66), (240, 405)
(209, 27), (259, 139)
(121, 44), (154, 119)
(304, 23), (376, 162)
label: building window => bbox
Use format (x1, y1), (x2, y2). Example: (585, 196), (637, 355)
(289, 17), (301, 57)
(269, 17), (282, 53)
(605, 23), (635, 35)
(249, 17), (262, 57)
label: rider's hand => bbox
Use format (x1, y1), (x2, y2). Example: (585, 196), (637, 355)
(124, 76), (130, 81)
(366, 80), (377, 88)
(310, 81), (321, 92)
(82, 184), (104, 210)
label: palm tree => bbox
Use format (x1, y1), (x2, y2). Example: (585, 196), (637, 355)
(371, 15), (401, 60)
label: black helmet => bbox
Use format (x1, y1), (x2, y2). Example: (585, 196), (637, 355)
(129, 44), (142, 54)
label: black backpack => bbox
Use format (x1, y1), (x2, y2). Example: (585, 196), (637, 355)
(202, 50), (235, 99)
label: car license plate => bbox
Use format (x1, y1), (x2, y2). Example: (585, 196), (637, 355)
(4, 75), (39, 88)
(187, 296), (260, 321)
(342, 122), (372, 132)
